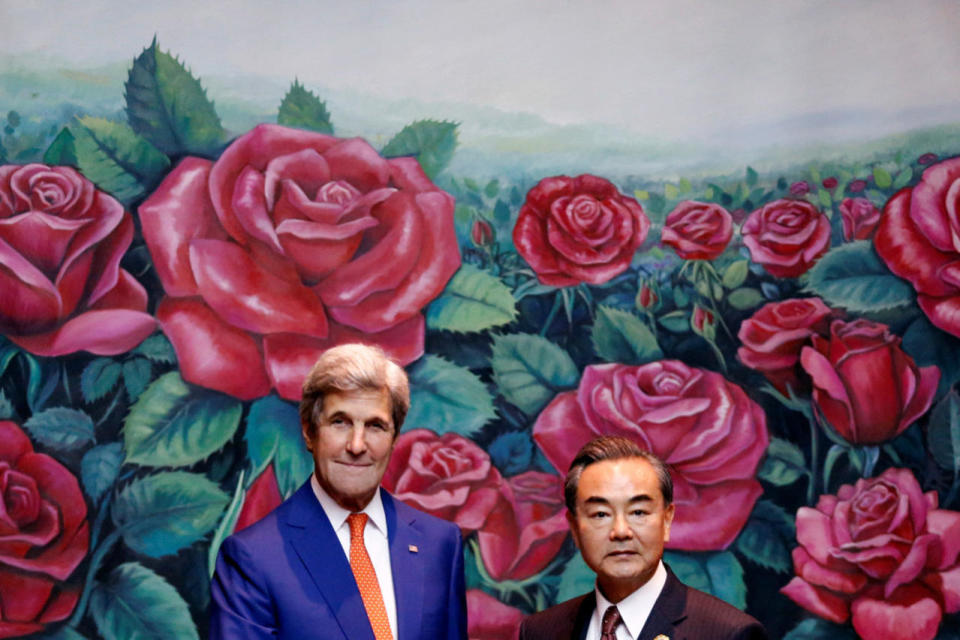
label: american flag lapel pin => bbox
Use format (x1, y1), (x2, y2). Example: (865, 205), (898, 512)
(653, 635), (670, 640)
(408, 544), (418, 553)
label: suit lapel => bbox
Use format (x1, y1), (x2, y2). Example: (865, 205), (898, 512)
(638, 569), (688, 640)
(575, 592), (596, 640)
(384, 491), (425, 640)
(284, 483), (374, 640)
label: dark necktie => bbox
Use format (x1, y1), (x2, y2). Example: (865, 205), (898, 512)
(601, 605), (621, 640)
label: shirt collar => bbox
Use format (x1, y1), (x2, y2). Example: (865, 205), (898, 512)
(593, 560), (668, 639)
(310, 473), (388, 538)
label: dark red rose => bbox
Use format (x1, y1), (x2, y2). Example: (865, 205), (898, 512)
(918, 153), (938, 165)
(513, 175), (649, 286)
(471, 218), (494, 247)
(381, 429), (505, 532)
(800, 319), (938, 445)
(741, 199), (831, 278)
(467, 590), (522, 640)
(849, 179), (867, 193)
(533, 361), (768, 550)
(839, 197), (881, 241)
(691, 304), (715, 337)
(822, 177), (838, 190)
(790, 181), (811, 196)
(737, 297), (833, 395)
(660, 200), (733, 260)
(0, 421), (89, 637)
(476, 471), (568, 581)
(874, 156), (960, 339)
(636, 280), (659, 311)
(140, 124), (460, 400)
(0, 164), (155, 356)
(234, 465), (283, 532)
(781, 468), (960, 640)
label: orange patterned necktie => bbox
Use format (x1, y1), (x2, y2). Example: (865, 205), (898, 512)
(347, 513), (394, 640)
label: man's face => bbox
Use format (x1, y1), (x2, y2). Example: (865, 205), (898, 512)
(302, 388), (395, 512)
(567, 457), (675, 603)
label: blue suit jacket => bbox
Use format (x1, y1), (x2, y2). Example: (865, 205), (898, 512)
(210, 481), (467, 639)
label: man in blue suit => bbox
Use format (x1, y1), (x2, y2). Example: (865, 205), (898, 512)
(210, 344), (467, 639)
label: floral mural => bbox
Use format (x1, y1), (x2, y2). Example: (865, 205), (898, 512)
(1, 35), (959, 640)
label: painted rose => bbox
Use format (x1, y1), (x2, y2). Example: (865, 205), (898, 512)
(0, 164), (155, 356)
(476, 471), (568, 581)
(140, 124), (460, 400)
(381, 429), (505, 532)
(533, 360), (768, 550)
(0, 421), (89, 638)
(800, 319), (938, 445)
(234, 465), (283, 532)
(840, 197), (881, 241)
(467, 590), (522, 640)
(874, 156), (960, 339)
(781, 468), (960, 640)
(513, 174), (649, 286)
(660, 200), (733, 260)
(741, 198), (831, 278)
(737, 297), (833, 395)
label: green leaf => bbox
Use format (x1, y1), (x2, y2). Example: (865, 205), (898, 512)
(133, 334), (177, 364)
(802, 241), (916, 312)
(208, 470), (245, 577)
(817, 188), (832, 209)
(664, 183), (679, 200)
(903, 314), (960, 397)
(71, 116), (170, 204)
(112, 471), (228, 557)
(123, 372), (242, 467)
(735, 499), (795, 573)
(404, 356), (496, 437)
(484, 179), (500, 199)
(491, 333), (580, 416)
(82, 442), (124, 503)
(727, 287), (766, 310)
(124, 38), (224, 155)
(381, 119), (458, 178)
(32, 627), (90, 640)
(928, 390), (960, 474)
(122, 357), (153, 402)
(892, 167), (914, 190)
(425, 265), (517, 333)
(746, 166), (758, 187)
(678, 177), (692, 194)
(783, 618), (859, 640)
(277, 79), (333, 133)
(721, 260), (749, 289)
(664, 550), (747, 609)
(555, 553), (596, 603)
(23, 407), (95, 451)
(591, 305), (663, 365)
(657, 310), (690, 333)
(90, 562), (199, 640)
(43, 127), (77, 166)
(873, 166), (893, 189)
(245, 394), (312, 497)
(758, 437), (807, 486)
(81, 358), (123, 403)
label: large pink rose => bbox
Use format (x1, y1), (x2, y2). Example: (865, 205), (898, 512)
(140, 124), (460, 400)
(0, 421), (89, 638)
(742, 198), (831, 278)
(533, 360), (768, 550)
(800, 319), (939, 445)
(737, 297), (834, 395)
(781, 468), (960, 640)
(512, 174), (649, 287)
(381, 429), (505, 532)
(874, 156), (960, 339)
(476, 471), (568, 581)
(0, 164), (155, 356)
(660, 200), (733, 260)
(467, 590), (522, 640)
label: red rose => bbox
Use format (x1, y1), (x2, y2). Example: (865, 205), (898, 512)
(467, 590), (522, 640)
(234, 465), (283, 532)
(874, 156), (960, 339)
(737, 297), (833, 395)
(839, 197), (881, 241)
(741, 199), (831, 278)
(533, 360), (768, 550)
(140, 124), (460, 400)
(381, 429), (505, 532)
(513, 175), (649, 286)
(0, 421), (89, 637)
(0, 164), (155, 356)
(660, 200), (733, 260)
(800, 319), (938, 445)
(781, 468), (960, 640)
(476, 471), (568, 581)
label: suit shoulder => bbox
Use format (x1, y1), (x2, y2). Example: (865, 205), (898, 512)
(520, 594), (590, 638)
(683, 586), (766, 637)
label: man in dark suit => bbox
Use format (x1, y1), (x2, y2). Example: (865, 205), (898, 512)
(210, 344), (467, 640)
(520, 436), (766, 640)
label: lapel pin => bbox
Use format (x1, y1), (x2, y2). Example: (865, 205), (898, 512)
(653, 635), (670, 640)
(408, 544), (418, 553)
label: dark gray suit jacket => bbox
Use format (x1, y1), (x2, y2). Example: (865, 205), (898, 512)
(519, 568), (767, 640)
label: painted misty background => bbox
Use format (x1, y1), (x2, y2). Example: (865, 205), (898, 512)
(2, 1), (960, 639)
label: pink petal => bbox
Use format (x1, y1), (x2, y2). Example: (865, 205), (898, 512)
(850, 587), (942, 640)
(917, 293), (960, 340)
(323, 138), (391, 192)
(926, 508), (960, 569)
(387, 157), (436, 192)
(666, 479), (763, 550)
(532, 392), (596, 473)
(780, 576), (850, 623)
(0, 421), (34, 464)
(263, 148), (331, 209)
(8, 309), (156, 357)
(232, 167), (283, 253)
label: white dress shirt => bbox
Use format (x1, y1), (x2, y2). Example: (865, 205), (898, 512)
(585, 560), (668, 640)
(310, 474), (398, 639)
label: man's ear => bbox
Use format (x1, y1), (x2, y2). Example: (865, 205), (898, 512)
(663, 503), (676, 542)
(301, 420), (313, 450)
(566, 509), (581, 550)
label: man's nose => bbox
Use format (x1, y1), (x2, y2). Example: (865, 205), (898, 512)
(609, 513), (634, 540)
(346, 424), (367, 454)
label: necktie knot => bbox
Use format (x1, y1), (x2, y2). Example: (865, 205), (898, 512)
(347, 512), (368, 539)
(601, 605), (621, 638)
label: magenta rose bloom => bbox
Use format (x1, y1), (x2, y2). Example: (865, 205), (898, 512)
(737, 297), (834, 395)
(233, 465), (283, 533)
(140, 124), (460, 400)
(840, 197), (881, 242)
(381, 429), (505, 533)
(467, 590), (522, 640)
(800, 319), (939, 445)
(660, 200), (733, 260)
(874, 156), (960, 339)
(513, 174), (649, 286)
(0, 421), (89, 638)
(533, 360), (768, 550)
(742, 199), (831, 278)
(781, 468), (960, 640)
(0, 164), (155, 356)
